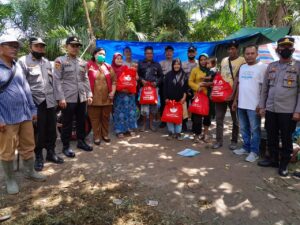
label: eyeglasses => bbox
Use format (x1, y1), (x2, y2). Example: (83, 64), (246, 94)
(1, 43), (20, 49)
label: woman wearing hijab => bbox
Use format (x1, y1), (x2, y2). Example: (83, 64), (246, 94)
(112, 53), (138, 138)
(189, 53), (212, 143)
(164, 58), (188, 140)
(87, 47), (116, 145)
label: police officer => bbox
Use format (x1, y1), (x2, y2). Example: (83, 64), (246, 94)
(19, 37), (64, 171)
(258, 37), (300, 177)
(182, 46), (198, 131)
(159, 45), (174, 128)
(53, 36), (93, 157)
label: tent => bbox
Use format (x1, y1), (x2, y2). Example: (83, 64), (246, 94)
(95, 27), (291, 64)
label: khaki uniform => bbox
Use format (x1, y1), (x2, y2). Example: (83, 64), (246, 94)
(182, 60), (198, 77)
(259, 60), (300, 169)
(53, 55), (92, 103)
(53, 55), (92, 146)
(159, 59), (173, 75)
(259, 60), (300, 113)
(18, 53), (56, 107)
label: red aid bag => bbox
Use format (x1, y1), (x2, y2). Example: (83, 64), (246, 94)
(161, 101), (183, 124)
(188, 92), (209, 116)
(116, 67), (137, 94)
(139, 83), (158, 105)
(210, 73), (233, 103)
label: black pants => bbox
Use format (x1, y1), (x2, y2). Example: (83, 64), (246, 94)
(192, 114), (211, 135)
(265, 111), (296, 165)
(159, 84), (165, 118)
(61, 99), (87, 147)
(34, 101), (57, 156)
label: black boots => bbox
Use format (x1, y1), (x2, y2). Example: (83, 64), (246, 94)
(77, 139), (93, 152)
(46, 149), (64, 164)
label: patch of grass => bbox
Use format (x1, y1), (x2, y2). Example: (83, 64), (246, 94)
(4, 182), (194, 225)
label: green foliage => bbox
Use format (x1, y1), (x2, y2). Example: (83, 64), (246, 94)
(2, 0), (299, 59)
(0, 4), (13, 34)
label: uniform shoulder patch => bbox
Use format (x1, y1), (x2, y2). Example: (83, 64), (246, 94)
(54, 60), (62, 70)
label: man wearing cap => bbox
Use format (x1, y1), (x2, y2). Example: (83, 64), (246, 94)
(258, 37), (300, 176)
(18, 37), (64, 171)
(159, 45), (174, 128)
(212, 40), (245, 150)
(0, 34), (46, 195)
(53, 36), (93, 158)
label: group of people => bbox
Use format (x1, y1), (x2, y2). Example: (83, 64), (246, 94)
(0, 32), (300, 195)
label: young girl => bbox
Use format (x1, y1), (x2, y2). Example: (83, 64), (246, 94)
(189, 53), (211, 143)
(164, 59), (188, 140)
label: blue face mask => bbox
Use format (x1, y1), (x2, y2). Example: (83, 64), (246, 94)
(97, 55), (105, 63)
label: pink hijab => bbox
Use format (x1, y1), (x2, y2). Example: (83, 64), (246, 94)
(111, 53), (127, 78)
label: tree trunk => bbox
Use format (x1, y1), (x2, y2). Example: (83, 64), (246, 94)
(272, 2), (288, 26)
(256, 1), (270, 27)
(82, 0), (95, 41)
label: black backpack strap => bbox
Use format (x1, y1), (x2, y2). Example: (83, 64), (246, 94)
(0, 64), (17, 94)
(228, 58), (234, 81)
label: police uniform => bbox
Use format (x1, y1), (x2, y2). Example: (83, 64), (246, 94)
(53, 36), (93, 157)
(259, 37), (300, 176)
(182, 60), (198, 76)
(18, 37), (64, 171)
(160, 59), (173, 75)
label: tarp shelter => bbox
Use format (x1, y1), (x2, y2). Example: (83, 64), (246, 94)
(96, 27), (291, 64)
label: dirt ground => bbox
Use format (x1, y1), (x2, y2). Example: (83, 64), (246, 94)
(0, 118), (300, 225)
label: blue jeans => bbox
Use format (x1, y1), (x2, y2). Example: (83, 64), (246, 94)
(167, 123), (182, 134)
(238, 108), (261, 154)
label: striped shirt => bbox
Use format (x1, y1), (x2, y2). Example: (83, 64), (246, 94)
(0, 59), (37, 125)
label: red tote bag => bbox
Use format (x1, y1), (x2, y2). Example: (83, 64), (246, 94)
(139, 83), (158, 105)
(210, 73), (233, 103)
(188, 91), (209, 116)
(161, 100), (183, 124)
(116, 67), (137, 94)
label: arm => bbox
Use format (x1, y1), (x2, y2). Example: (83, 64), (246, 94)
(188, 69), (199, 92)
(20, 65), (37, 117)
(83, 64), (93, 98)
(53, 58), (65, 101)
(109, 68), (117, 98)
(156, 63), (164, 87)
(163, 73), (169, 102)
(293, 63), (300, 116)
(258, 65), (270, 110)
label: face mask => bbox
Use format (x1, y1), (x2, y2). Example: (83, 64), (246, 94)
(188, 56), (195, 60)
(278, 48), (293, 59)
(31, 51), (45, 60)
(97, 55), (105, 63)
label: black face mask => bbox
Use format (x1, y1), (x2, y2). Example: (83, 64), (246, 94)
(278, 48), (293, 59)
(31, 51), (45, 60)
(188, 56), (195, 60)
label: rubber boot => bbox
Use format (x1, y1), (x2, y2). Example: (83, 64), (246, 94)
(1, 160), (19, 194)
(23, 158), (46, 181)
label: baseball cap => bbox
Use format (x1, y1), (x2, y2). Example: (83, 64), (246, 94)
(0, 34), (22, 46)
(29, 37), (46, 46)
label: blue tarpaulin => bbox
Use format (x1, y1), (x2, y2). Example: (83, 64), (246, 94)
(96, 27), (290, 64)
(96, 39), (219, 64)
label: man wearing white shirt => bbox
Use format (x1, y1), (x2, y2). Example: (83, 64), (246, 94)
(232, 45), (268, 162)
